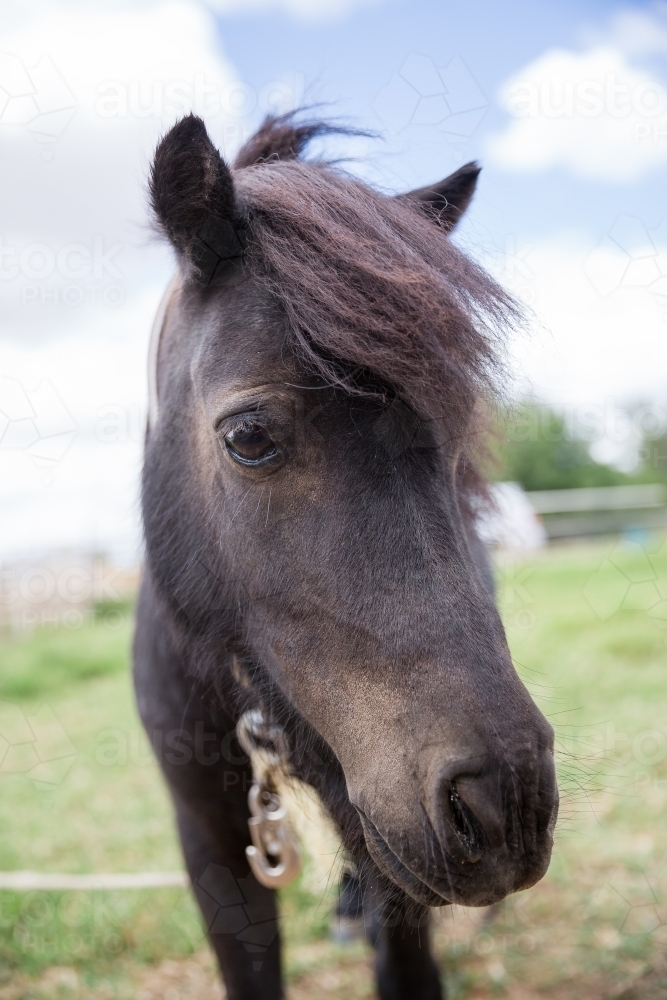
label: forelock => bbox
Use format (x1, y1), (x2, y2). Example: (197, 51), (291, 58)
(233, 158), (519, 443)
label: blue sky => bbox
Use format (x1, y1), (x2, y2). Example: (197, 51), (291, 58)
(1, 0), (666, 559)
(212, 0), (667, 239)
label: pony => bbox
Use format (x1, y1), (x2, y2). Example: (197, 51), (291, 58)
(133, 112), (558, 1000)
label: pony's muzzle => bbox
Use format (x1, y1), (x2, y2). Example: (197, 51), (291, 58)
(352, 739), (558, 906)
(426, 749), (559, 873)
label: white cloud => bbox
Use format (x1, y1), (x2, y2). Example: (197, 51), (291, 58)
(0, 298), (155, 562)
(486, 45), (667, 181)
(0, 0), (315, 561)
(484, 225), (667, 434)
(205, 0), (384, 19)
(11, 0), (384, 25)
(0, 1), (248, 314)
(0, 1), (247, 560)
(600, 6), (667, 57)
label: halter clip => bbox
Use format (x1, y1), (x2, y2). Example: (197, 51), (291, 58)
(236, 710), (302, 889)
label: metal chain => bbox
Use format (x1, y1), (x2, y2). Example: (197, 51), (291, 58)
(236, 709), (302, 889)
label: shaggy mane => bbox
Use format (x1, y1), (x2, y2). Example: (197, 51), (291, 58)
(232, 114), (520, 456)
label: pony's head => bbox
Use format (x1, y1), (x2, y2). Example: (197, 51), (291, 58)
(143, 113), (558, 907)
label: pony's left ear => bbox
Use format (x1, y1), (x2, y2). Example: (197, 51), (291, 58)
(398, 161), (481, 232)
(150, 114), (244, 283)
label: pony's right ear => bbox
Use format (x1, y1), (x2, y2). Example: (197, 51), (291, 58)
(150, 114), (243, 283)
(399, 161), (481, 232)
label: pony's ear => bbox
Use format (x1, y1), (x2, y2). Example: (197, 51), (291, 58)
(150, 114), (243, 282)
(399, 161), (481, 232)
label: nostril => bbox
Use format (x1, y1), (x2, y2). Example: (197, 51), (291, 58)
(426, 756), (508, 865)
(449, 782), (485, 863)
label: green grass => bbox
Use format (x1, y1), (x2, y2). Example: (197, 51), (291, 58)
(475, 534), (667, 995)
(0, 537), (665, 999)
(0, 602), (133, 700)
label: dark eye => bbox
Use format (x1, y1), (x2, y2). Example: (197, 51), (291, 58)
(224, 422), (277, 465)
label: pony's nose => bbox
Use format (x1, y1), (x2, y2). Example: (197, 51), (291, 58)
(427, 751), (558, 867)
(439, 767), (507, 863)
(432, 761), (506, 864)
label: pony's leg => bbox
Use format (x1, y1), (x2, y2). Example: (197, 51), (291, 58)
(133, 580), (283, 999)
(174, 797), (283, 1000)
(367, 892), (443, 1000)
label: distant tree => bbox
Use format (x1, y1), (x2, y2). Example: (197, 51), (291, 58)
(492, 403), (631, 492)
(634, 431), (667, 485)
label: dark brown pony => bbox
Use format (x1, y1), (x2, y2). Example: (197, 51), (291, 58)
(134, 112), (558, 1000)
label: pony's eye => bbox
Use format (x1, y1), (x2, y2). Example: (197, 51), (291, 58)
(224, 423), (277, 465)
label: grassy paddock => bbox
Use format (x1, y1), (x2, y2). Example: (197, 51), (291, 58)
(0, 535), (665, 998)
